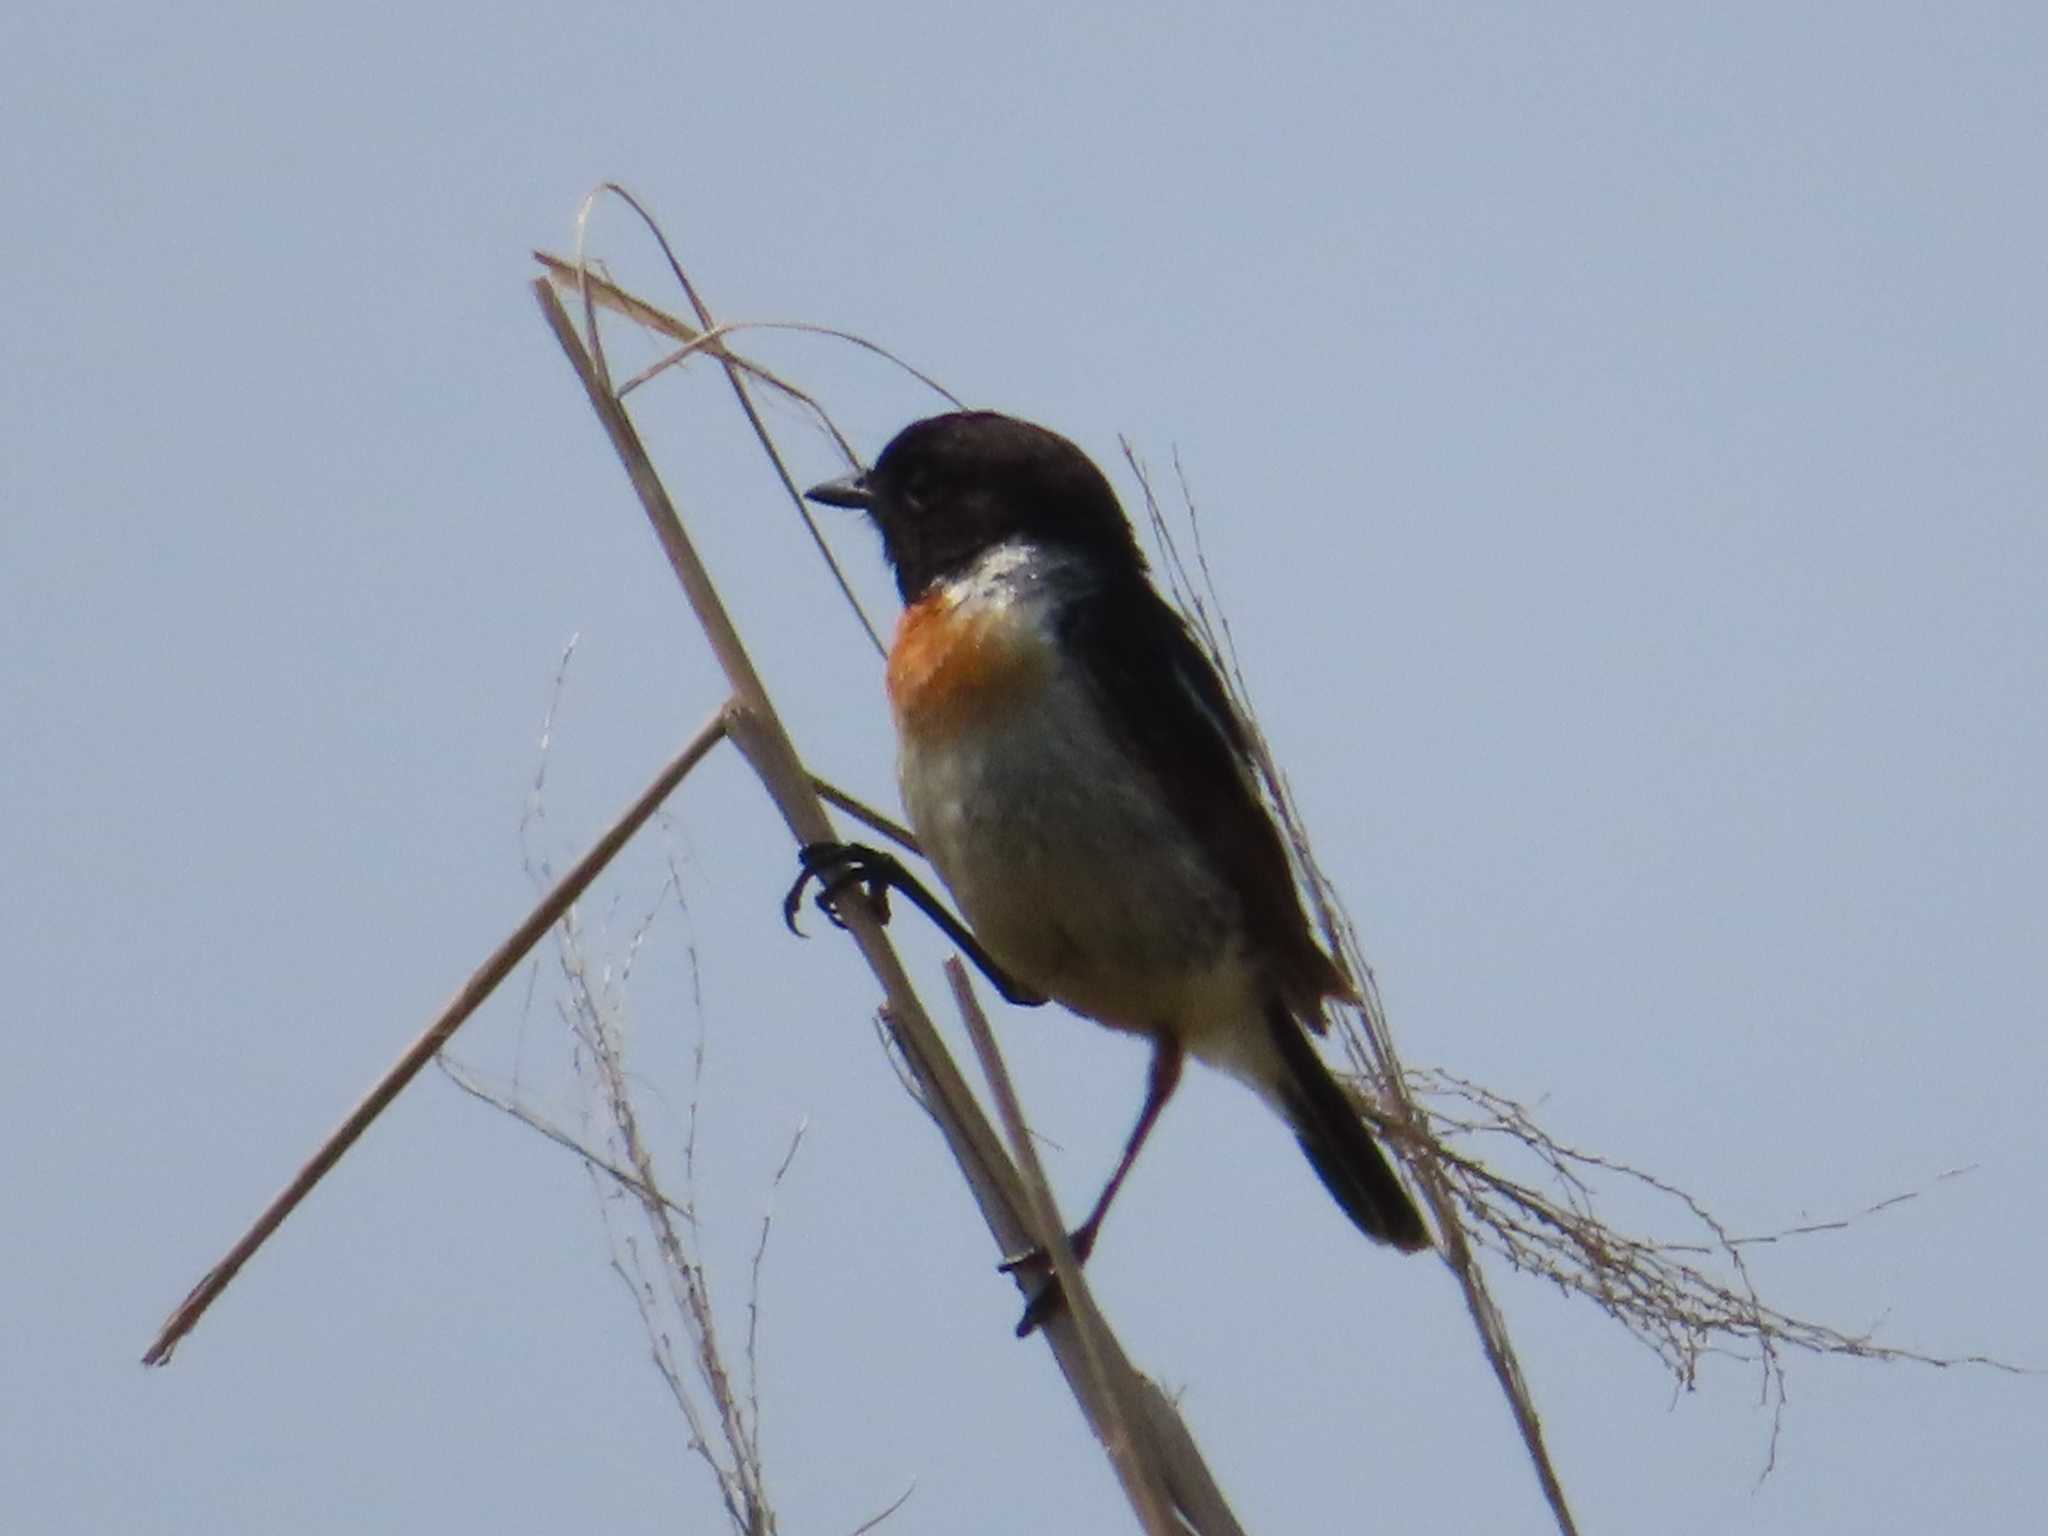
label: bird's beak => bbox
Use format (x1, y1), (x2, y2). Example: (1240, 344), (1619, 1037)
(804, 470), (873, 510)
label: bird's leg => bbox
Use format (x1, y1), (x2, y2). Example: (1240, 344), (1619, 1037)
(783, 841), (1047, 1007)
(1002, 1035), (1185, 1337)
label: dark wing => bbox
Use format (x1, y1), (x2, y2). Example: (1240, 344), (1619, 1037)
(1060, 574), (1350, 1017)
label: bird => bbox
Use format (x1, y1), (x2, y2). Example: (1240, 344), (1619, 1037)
(799, 410), (1430, 1331)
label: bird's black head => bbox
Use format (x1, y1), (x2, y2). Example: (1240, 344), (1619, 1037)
(806, 411), (1148, 603)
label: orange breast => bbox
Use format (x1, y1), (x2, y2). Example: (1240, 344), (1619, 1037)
(887, 591), (1053, 740)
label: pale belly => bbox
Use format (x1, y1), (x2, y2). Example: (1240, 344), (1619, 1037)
(898, 669), (1263, 1058)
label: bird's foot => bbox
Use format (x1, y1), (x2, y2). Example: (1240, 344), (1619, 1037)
(783, 841), (896, 935)
(998, 1227), (1099, 1338)
(781, 841), (1049, 1008)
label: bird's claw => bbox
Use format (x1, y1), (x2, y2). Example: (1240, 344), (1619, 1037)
(997, 1245), (1066, 1337)
(998, 1228), (1099, 1338)
(783, 841), (895, 936)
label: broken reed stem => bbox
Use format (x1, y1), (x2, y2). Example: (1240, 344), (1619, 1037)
(945, 961), (1184, 1536)
(556, 187), (891, 660)
(141, 706), (732, 1365)
(808, 773), (921, 852)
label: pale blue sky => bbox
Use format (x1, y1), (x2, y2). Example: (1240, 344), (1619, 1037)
(5, 5), (2043, 1532)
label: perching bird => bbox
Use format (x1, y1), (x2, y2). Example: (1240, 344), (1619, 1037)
(800, 411), (1429, 1330)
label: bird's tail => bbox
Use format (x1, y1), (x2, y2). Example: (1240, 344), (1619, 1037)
(1266, 1006), (1431, 1252)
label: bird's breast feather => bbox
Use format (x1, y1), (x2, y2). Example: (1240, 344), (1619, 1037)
(887, 586), (1057, 740)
